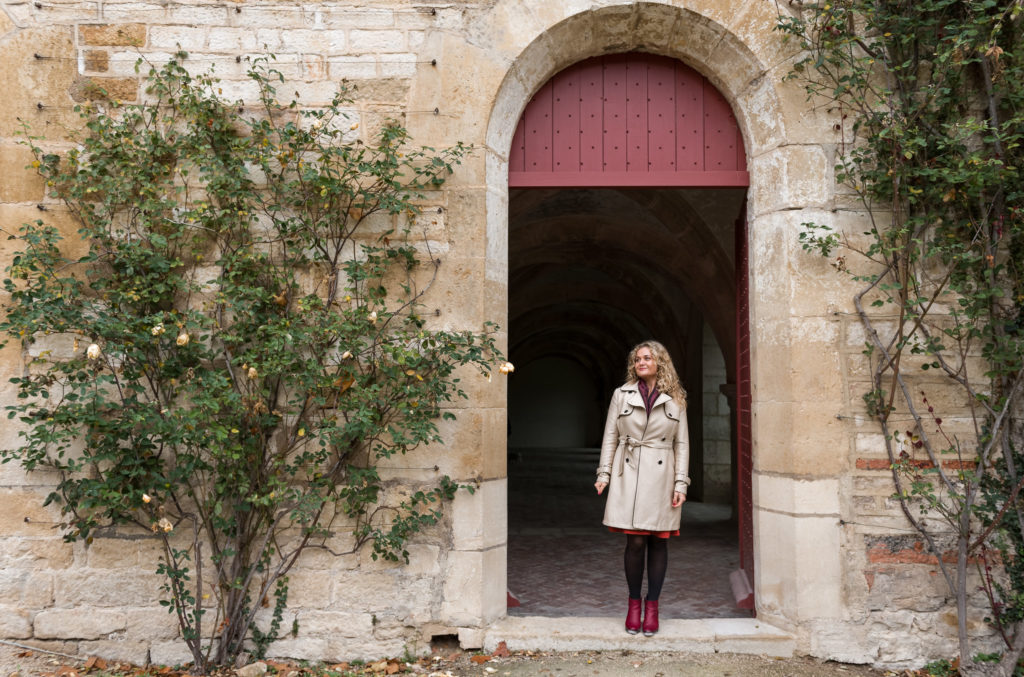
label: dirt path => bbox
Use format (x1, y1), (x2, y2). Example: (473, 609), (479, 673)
(1, 641), (891, 677)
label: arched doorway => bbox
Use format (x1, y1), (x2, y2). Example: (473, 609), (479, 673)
(505, 52), (753, 618)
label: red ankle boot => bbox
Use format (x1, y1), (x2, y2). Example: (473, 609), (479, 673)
(625, 598), (642, 634)
(642, 598), (659, 636)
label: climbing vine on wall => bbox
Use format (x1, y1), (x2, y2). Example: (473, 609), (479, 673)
(779, 1), (1024, 673)
(0, 54), (501, 672)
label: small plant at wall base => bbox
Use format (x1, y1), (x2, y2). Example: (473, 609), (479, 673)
(779, 2), (1024, 675)
(0, 54), (501, 673)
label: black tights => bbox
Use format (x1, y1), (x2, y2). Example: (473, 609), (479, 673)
(624, 534), (669, 601)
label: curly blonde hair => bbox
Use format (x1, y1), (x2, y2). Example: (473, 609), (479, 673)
(625, 340), (686, 405)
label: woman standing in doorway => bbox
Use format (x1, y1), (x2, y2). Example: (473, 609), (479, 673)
(595, 340), (690, 636)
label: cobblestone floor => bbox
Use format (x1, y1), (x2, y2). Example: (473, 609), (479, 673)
(507, 448), (746, 619)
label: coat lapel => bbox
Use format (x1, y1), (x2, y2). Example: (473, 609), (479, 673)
(622, 383), (644, 408)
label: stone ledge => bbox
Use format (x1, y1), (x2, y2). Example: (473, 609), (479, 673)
(481, 616), (795, 655)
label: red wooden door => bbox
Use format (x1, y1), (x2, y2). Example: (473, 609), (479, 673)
(509, 53), (748, 188)
(734, 209), (755, 611)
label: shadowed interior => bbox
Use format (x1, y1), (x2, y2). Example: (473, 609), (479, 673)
(506, 186), (749, 618)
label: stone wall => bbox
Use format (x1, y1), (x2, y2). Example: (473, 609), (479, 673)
(701, 323), (730, 504)
(0, 0), (1000, 668)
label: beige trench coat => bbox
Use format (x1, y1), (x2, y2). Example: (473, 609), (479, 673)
(596, 382), (691, 532)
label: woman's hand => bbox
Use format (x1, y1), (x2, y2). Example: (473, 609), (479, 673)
(595, 480), (608, 495)
(672, 491), (686, 508)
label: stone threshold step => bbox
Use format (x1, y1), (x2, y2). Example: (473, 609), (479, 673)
(483, 617), (794, 656)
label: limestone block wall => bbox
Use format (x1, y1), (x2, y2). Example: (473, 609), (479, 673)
(0, 0), (1000, 668)
(0, 0), (508, 664)
(700, 323), (730, 504)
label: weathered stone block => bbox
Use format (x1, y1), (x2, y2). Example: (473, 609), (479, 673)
(276, 568), (335, 610)
(292, 610), (373, 639)
(280, 29), (346, 54)
(0, 537), (73, 569)
(78, 24), (146, 47)
(865, 567), (948, 613)
(149, 26), (209, 51)
(149, 640), (194, 667)
(0, 27), (81, 138)
(457, 627), (484, 650)
(126, 607), (180, 640)
(265, 638), (329, 661)
(54, 570), (162, 607)
(441, 546), (505, 626)
(83, 537), (145, 568)
(754, 476), (840, 516)
(0, 604), (32, 638)
(328, 55), (378, 80)
(0, 568), (53, 606)
(0, 143), (47, 202)
(70, 76), (138, 102)
(451, 478), (506, 551)
(349, 30), (405, 53)
(748, 145), (832, 215)
(82, 49), (110, 72)
(35, 608), (127, 639)
(78, 639), (149, 665)
(0, 489), (64, 537)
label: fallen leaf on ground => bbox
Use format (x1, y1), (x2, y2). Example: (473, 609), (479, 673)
(83, 656), (107, 671)
(469, 655), (490, 664)
(492, 642), (510, 658)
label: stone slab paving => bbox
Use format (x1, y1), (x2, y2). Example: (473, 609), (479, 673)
(483, 616), (795, 656)
(508, 466), (745, 619)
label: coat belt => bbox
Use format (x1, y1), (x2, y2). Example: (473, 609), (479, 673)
(616, 437), (673, 475)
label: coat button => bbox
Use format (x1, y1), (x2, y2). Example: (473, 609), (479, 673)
(658, 460), (663, 465)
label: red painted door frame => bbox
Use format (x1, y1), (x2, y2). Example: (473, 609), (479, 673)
(509, 52), (754, 612)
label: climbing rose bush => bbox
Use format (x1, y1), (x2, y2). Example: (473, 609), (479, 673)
(1, 54), (501, 671)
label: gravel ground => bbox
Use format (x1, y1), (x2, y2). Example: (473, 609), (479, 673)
(0, 640), (892, 677)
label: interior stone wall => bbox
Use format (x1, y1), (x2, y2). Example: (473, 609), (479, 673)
(0, 0), (998, 668)
(701, 324), (730, 504)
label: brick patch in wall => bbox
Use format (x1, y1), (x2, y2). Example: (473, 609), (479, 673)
(78, 24), (146, 47)
(867, 538), (949, 565)
(856, 457), (978, 471)
(865, 534), (994, 567)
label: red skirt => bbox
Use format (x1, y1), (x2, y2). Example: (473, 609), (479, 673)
(609, 527), (679, 539)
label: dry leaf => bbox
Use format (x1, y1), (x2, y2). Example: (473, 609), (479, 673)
(469, 655), (490, 664)
(492, 641), (510, 658)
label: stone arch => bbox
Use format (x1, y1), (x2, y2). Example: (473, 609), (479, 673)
(406, 0), (843, 639)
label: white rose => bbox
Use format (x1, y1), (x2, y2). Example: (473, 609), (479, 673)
(86, 344), (101, 360)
